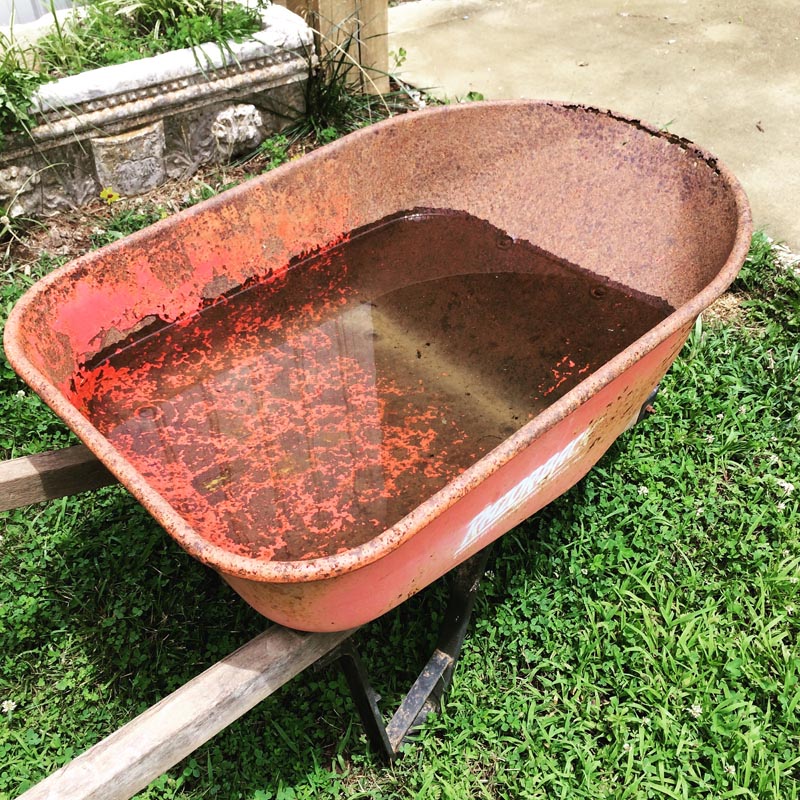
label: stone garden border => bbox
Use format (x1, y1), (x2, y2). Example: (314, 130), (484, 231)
(0, 4), (313, 217)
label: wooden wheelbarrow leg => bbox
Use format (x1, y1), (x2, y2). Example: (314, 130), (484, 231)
(17, 626), (354, 800)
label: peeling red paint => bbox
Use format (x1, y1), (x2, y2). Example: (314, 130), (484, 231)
(66, 209), (672, 565)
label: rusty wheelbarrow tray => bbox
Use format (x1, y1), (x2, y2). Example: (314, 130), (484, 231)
(3, 99), (752, 798)
(4, 101), (752, 634)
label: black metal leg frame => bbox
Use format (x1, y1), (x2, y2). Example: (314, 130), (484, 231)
(327, 383), (661, 760)
(327, 546), (492, 761)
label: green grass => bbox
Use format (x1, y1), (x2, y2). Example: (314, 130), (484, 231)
(0, 37), (45, 151)
(33, 0), (265, 78)
(0, 219), (798, 799)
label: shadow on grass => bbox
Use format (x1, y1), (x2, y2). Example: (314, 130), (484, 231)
(2, 480), (492, 798)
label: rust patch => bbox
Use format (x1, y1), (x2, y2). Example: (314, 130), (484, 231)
(69, 209), (672, 563)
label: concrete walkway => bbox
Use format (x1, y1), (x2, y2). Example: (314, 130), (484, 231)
(389, 0), (800, 250)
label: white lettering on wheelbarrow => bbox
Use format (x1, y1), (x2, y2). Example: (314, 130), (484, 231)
(455, 428), (592, 557)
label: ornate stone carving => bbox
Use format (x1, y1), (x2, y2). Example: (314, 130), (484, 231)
(0, 163), (41, 217)
(0, 6), (311, 216)
(211, 105), (265, 160)
(91, 121), (166, 196)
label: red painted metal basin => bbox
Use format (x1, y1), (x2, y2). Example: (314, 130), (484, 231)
(4, 102), (751, 631)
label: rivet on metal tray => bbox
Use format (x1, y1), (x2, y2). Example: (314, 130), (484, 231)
(135, 405), (159, 420)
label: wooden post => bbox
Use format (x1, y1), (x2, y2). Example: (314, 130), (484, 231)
(356, 0), (389, 95)
(284, 0), (389, 94)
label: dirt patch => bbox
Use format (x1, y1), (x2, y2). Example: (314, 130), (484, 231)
(705, 291), (747, 326)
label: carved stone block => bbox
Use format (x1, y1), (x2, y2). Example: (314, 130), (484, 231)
(212, 105), (265, 160)
(91, 121), (166, 196)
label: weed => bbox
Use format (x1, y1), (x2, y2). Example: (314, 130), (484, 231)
(288, 27), (417, 144)
(0, 211), (23, 259)
(0, 37), (45, 150)
(34, 0), (265, 77)
(89, 204), (166, 247)
(257, 133), (291, 171)
(99, 187), (121, 205)
(389, 46), (406, 70)
(433, 89), (486, 106)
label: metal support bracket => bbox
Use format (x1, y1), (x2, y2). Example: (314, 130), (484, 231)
(636, 384), (660, 426)
(329, 546), (492, 760)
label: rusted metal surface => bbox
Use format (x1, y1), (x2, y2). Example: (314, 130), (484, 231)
(62, 210), (672, 564)
(3, 101), (752, 631)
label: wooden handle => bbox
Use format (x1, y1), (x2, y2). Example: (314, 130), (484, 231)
(0, 445), (116, 511)
(2, 448), (355, 800)
(17, 626), (353, 800)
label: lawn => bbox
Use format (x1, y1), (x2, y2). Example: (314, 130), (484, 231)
(0, 162), (798, 798)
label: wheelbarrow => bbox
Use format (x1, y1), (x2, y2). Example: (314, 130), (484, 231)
(2, 100), (751, 797)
